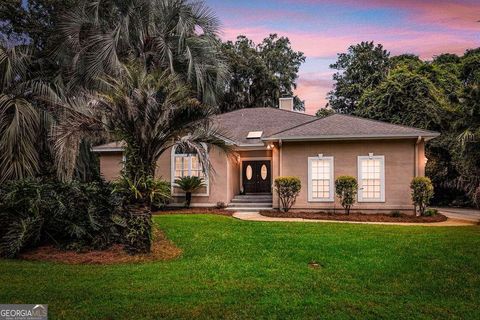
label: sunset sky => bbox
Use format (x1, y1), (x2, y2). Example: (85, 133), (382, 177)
(207, 0), (480, 114)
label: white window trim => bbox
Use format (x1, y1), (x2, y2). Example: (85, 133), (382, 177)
(308, 156), (335, 202)
(357, 155), (385, 203)
(170, 145), (209, 197)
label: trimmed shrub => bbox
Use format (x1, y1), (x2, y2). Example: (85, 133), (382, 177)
(424, 208), (439, 217)
(274, 177), (301, 212)
(410, 177), (434, 216)
(390, 210), (402, 217)
(0, 179), (122, 258)
(335, 176), (358, 214)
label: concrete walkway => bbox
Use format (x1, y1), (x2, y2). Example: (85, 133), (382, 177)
(433, 207), (480, 222)
(232, 211), (477, 227)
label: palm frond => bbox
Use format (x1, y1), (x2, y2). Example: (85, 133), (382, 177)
(0, 95), (40, 183)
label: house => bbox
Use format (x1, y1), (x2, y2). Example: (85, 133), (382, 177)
(92, 98), (439, 213)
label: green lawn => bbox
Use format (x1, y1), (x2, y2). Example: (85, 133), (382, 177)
(1, 215), (480, 319)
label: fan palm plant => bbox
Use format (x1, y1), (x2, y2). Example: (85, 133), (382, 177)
(174, 176), (206, 207)
(0, 44), (55, 183)
(56, 0), (228, 106)
(50, 63), (229, 253)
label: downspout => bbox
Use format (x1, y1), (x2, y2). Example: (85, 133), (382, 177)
(414, 136), (422, 177)
(278, 139), (283, 209)
(279, 139), (283, 176)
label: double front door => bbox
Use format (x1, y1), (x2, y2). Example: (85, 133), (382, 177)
(242, 160), (271, 193)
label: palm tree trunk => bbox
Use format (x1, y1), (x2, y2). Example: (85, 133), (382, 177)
(124, 204), (152, 254)
(186, 192), (192, 208)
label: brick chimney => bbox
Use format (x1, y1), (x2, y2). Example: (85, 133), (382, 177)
(279, 97), (294, 111)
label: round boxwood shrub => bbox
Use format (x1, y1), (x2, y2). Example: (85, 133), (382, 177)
(410, 177), (434, 216)
(335, 176), (358, 214)
(274, 177), (301, 212)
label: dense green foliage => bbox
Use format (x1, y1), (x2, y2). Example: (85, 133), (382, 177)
(0, 0), (78, 50)
(1, 214), (479, 319)
(410, 177), (434, 216)
(0, 178), (122, 257)
(1, 0), (232, 254)
(274, 176), (301, 212)
(315, 107), (335, 118)
(328, 41), (390, 114)
(112, 175), (170, 209)
(220, 34), (305, 112)
(174, 176), (206, 207)
(335, 176), (358, 214)
(330, 43), (480, 206)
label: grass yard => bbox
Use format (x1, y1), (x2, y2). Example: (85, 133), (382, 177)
(1, 214), (480, 319)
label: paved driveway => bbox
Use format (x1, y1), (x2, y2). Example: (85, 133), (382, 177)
(434, 207), (480, 222)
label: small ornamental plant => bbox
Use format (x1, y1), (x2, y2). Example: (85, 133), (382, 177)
(174, 176), (206, 208)
(410, 177), (434, 216)
(335, 176), (358, 214)
(274, 177), (301, 212)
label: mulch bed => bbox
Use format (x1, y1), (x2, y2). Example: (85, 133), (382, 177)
(19, 229), (182, 265)
(153, 208), (233, 216)
(260, 210), (448, 223)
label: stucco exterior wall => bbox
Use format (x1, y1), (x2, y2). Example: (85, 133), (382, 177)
(238, 150), (272, 158)
(279, 139), (420, 212)
(416, 139), (426, 177)
(227, 155), (240, 204)
(154, 146), (230, 206)
(96, 137), (426, 211)
(99, 153), (123, 181)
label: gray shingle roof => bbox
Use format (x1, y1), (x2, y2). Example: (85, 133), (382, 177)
(212, 107), (315, 145)
(264, 114), (439, 140)
(93, 109), (440, 151)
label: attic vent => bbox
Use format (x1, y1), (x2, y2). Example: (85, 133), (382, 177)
(247, 131), (263, 139)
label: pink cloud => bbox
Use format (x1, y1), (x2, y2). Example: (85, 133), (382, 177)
(290, 0), (480, 32)
(219, 0), (479, 114)
(295, 72), (335, 114)
(222, 26), (477, 60)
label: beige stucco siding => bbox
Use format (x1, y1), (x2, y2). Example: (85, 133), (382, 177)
(279, 139), (419, 212)
(99, 153), (123, 181)
(97, 137), (426, 211)
(154, 146), (230, 206)
(227, 156), (240, 203)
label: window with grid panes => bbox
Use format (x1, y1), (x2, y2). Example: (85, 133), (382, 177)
(358, 156), (384, 202)
(308, 157), (334, 202)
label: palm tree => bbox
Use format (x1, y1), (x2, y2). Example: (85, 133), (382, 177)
(0, 44), (54, 183)
(50, 63), (229, 253)
(56, 0), (228, 106)
(51, 64), (228, 181)
(174, 176), (206, 207)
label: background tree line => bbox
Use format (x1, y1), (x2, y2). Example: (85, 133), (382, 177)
(325, 41), (480, 207)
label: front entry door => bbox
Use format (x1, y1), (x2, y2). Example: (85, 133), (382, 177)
(242, 160), (271, 193)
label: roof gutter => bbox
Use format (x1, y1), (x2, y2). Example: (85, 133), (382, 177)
(262, 133), (440, 142)
(91, 147), (124, 153)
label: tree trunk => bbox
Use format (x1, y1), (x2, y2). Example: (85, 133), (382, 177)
(124, 204), (153, 255)
(185, 192), (192, 208)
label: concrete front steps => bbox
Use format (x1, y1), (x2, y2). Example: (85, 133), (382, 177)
(227, 194), (273, 211)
